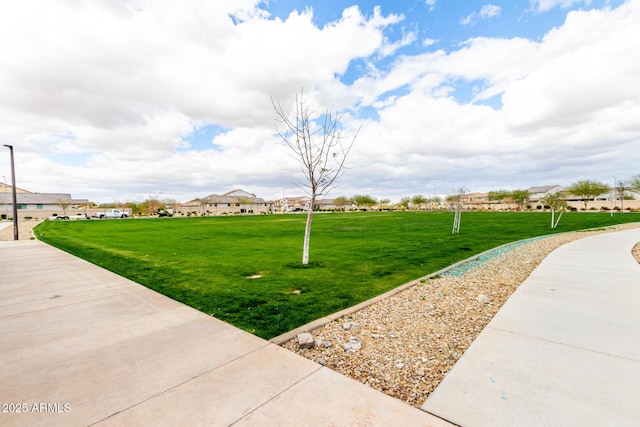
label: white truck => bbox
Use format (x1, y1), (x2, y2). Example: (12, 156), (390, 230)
(92, 209), (129, 219)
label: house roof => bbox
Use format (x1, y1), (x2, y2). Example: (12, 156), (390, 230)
(0, 183), (32, 193)
(527, 185), (562, 194)
(0, 192), (89, 205)
(181, 190), (270, 206)
(222, 189), (256, 198)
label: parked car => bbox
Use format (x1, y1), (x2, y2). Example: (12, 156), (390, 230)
(92, 209), (129, 219)
(157, 208), (173, 217)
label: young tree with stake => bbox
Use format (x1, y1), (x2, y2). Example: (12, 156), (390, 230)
(541, 192), (568, 229)
(272, 91), (358, 265)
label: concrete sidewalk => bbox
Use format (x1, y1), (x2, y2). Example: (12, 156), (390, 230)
(422, 228), (640, 426)
(2, 229), (639, 426)
(0, 240), (449, 427)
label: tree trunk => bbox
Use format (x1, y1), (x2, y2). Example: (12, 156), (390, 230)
(554, 210), (563, 228)
(302, 200), (314, 265)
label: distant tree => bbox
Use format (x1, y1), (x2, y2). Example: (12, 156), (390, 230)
(56, 199), (72, 218)
(273, 90), (358, 265)
(411, 194), (427, 210)
(399, 197), (411, 210)
(126, 201), (141, 215)
(626, 174), (640, 191)
(138, 198), (160, 216)
(488, 190), (512, 211)
(333, 196), (351, 211)
(352, 194), (376, 209)
(566, 179), (609, 211)
(162, 197), (178, 207)
(541, 192), (567, 229)
(510, 189), (530, 211)
(378, 198), (391, 210)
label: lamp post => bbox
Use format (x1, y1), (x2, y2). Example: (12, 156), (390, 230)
(3, 145), (18, 240)
(2, 175), (6, 220)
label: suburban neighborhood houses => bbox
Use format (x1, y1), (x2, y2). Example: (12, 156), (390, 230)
(177, 189), (272, 216)
(0, 182), (91, 220)
(1, 182), (639, 221)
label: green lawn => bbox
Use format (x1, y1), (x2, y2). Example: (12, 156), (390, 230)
(35, 211), (639, 338)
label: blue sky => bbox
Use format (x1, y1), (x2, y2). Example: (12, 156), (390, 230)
(0, 0), (637, 203)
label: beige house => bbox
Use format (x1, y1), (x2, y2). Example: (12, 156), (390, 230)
(0, 183), (90, 220)
(274, 196), (310, 213)
(177, 189), (272, 216)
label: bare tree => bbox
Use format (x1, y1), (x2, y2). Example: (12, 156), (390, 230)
(273, 91), (358, 265)
(57, 198), (72, 218)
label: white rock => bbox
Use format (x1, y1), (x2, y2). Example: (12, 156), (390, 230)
(297, 332), (315, 349)
(343, 337), (362, 351)
(476, 294), (491, 304)
(343, 323), (351, 330)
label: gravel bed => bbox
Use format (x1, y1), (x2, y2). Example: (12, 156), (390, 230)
(0, 220), (41, 241)
(282, 224), (640, 408)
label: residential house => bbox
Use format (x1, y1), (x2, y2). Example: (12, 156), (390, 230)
(275, 196), (311, 213)
(177, 189), (272, 216)
(0, 183), (91, 220)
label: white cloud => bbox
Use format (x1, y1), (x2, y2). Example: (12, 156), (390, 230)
(480, 4), (502, 18)
(422, 38), (439, 47)
(0, 0), (638, 203)
(346, 1), (640, 197)
(529, 0), (592, 13)
(425, 0), (438, 12)
(461, 4), (502, 26)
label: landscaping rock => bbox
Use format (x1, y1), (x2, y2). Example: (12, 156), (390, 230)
(297, 332), (315, 349)
(343, 336), (362, 351)
(476, 294), (491, 305)
(281, 224), (640, 409)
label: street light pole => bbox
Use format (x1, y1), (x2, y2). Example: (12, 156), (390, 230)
(2, 175), (7, 220)
(3, 145), (18, 240)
